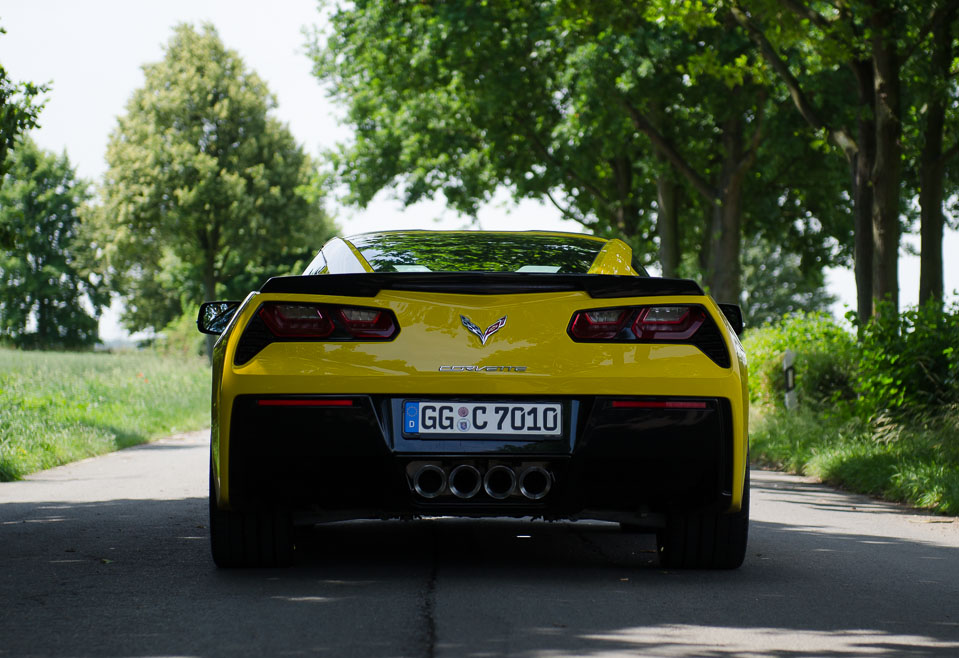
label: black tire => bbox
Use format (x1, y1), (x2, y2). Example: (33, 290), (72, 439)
(656, 468), (750, 569)
(209, 463), (294, 568)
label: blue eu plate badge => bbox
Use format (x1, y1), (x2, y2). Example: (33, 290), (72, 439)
(405, 402), (419, 433)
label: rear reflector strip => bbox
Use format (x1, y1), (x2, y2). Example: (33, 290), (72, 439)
(611, 400), (707, 409)
(257, 399), (354, 407)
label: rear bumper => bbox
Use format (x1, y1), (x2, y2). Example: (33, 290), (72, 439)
(223, 394), (736, 523)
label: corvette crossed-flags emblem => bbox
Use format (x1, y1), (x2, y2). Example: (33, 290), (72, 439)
(460, 315), (507, 346)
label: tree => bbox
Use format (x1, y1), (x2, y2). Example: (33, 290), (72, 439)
(741, 236), (837, 326)
(1, 24), (47, 244)
(310, 1), (848, 305)
(92, 24), (336, 337)
(904, 4), (959, 306)
(727, 0), (958, 317)
(0, 139), (106, 349)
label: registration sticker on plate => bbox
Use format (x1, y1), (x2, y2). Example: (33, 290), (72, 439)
(403, 402), (562, 436)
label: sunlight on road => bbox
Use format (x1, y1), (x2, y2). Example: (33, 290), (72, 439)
(578, 625), (959, 657)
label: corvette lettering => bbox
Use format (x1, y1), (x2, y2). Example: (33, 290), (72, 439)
(438, 365), (527, 372)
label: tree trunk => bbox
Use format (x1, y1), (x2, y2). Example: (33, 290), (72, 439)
(918, 6), (955, 307)
(851, 60), (876, 321)
(203, 252), (217, 361)
(870, 4), (902, 314)
(707, 115), (745, 304)
(699, 200), (712, 275)
(919, 113), (946, 308)
(656, 172), (681, 277)
(610, 156), (642, 248)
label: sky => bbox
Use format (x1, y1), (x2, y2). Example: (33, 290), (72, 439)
(1, 1), (956, 340)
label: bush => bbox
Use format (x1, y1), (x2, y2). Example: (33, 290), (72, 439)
(742, 312), (857, 409)
(152, 308), (207, 358)
(850, 300), (959, 418)
(747, 302), (959, 515)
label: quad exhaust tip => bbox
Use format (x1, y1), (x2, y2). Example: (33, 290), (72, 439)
(412, 464), (447, 499)
(483, 465), (517, 500)
(518, 466), (551, 500)
(410, 463), (551, 500)
(449, 464), (483, 499)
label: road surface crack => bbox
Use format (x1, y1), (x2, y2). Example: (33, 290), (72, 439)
(420, 524), (438, 658)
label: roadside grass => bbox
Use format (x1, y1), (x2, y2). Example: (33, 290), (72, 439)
(0, 348), (210, 481)
(751, 405), (959, 515)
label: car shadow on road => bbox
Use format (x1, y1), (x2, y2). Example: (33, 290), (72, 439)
(2, 489), (957, 657)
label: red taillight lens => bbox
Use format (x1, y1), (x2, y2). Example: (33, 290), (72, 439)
(632, 306), (704, 340)
(611, 400), (707, 409)
(259, 303), (334, 338)
(569, 305), (707, 342)
(338, 307), (397, 338)
(257, 398), (354, 407)
(569, 308), (630, 339)
(257, 302), (398, 340)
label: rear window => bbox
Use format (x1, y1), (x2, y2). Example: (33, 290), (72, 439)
(346, 232), (646, 275)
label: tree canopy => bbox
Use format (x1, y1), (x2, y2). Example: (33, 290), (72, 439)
(310, 0), (958, 318)
(0, 139), (106, 349)
(309, 0), (852, 309)
(92, 23), (337, 334)
(0, 24), (47, 244)
(725, 0), (959, 316)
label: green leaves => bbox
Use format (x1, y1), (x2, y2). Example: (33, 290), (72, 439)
(92, 24), (336, 333)
(0, 139), (105, 349)
(0, 25), (48, 188)
(854, 300), (959, 416)
(309, 0), (851, 306)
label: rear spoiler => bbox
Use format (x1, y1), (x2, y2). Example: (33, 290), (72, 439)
(259, 273), (704, 298)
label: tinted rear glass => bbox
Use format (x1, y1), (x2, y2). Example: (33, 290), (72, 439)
(348, 233), (645, 274)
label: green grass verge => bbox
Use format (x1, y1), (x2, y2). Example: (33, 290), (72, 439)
(751, 405), (959, 515)
(0, 348), (210, 481)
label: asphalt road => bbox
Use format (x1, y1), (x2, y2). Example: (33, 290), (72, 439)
(2, 430), (958, 658)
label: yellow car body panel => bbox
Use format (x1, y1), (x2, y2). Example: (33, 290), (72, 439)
(211, 288), (748, 512)
(587, 239), (643, 276)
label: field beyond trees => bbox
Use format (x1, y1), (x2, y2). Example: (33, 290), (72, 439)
(0, 349), (209, 481)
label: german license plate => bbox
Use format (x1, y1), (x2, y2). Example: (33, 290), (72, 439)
(403, 401), (562, 436)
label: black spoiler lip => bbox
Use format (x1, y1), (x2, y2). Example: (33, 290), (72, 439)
(259, 273), (704, 298)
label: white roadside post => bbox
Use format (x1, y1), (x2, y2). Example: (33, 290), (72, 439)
(784, 349), (798, 410)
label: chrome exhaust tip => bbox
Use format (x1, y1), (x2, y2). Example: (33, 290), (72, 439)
(483, 465), (516, 500)
(449, 464), (482, 499)
(412, 464), (447, 499)
(518, 466), (551, 500)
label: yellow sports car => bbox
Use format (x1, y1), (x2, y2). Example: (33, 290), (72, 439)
(198, 231), (749, 568)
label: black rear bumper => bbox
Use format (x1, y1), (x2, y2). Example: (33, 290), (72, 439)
(225, 394), (735, 522)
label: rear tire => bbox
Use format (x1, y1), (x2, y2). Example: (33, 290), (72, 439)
(656, 468), (750, 569)
(209, 463), (293, 568)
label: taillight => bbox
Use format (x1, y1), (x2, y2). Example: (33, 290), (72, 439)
(568, 308), (630, 339)
(257, 302), (398, 340)
(611, 400), (707, 409)
(235, 302), (399, 365)
(338, 307), (396, 338)
(256, 398), (354, 407)
(632, 306), (705, 340)
(568, 305), (705, 342)
(259, 303), (334, 338)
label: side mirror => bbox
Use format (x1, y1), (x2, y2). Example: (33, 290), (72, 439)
(718, 303), (744, 335)
(197, 301), (241, 335)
